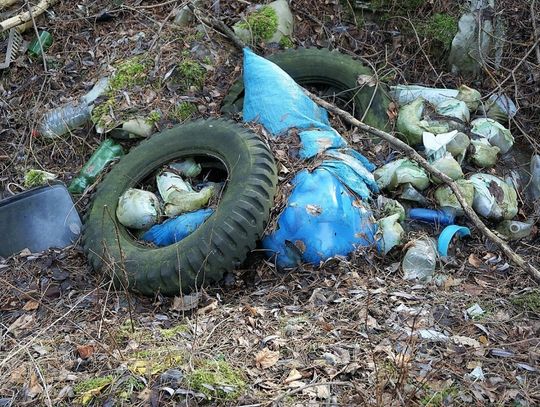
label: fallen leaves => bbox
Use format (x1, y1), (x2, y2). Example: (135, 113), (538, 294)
(22, 300), (39, 311)
(77, 344), (95, 359)
(255, 348), (280, 369)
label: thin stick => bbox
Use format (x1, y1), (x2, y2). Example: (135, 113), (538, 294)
(0, 0), (57, 32)
(270, 381), (352, 405)
(305, 90), (540, 283)
(532, 0), (540, 65)
(26, 0), (47, 72)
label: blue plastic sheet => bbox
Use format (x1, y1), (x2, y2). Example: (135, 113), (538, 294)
(243, 48), (379, 267)
(141, 208), (213, 246)
(261, 169), (377, 268)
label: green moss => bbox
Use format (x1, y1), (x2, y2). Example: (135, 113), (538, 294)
(420, 386), (458, 406)
(186, 360), (246, 401)
(24, 169), (55, 188)
(238, 6), (278, 42)
(420, 13), (458, 49)
(74, 375), (114, 394)
(279, 35), (293, 49)
(160, 324), (189, 339)
(175, 59), (206, 91)
(371, 0), (425, 12)
(146, 110), (161, 125)
(511, 291), (540, 313)
(109, 57), (147, 90)
(118, 376), (145, 400)
(172, 102), (197, 122)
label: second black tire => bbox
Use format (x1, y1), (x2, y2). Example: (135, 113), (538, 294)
(82, 119), (278, 296)
(221, 47), (392, 131)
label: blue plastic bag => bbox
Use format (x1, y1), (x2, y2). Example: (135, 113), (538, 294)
(141, 208), (214, 246)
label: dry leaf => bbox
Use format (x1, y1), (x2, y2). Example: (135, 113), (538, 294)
(451, 335), (481, 348)
(77, 344), (95, 359)
(25, 372), (43, 398)
(284, 368), (302, 384)
(468, 254), (482, 268)
(303, 384), (331, 399)
(255, 348), (280, 369)
(22, 300), (39, 311)
(197, 299), (218, 315)
(7, 313), (35, 336)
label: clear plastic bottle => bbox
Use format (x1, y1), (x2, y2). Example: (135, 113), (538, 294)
(530, 155), (540, 201)
(39, 103), (92, 138)
(402, 237), (437, 281)
(496, 220), (533, 241)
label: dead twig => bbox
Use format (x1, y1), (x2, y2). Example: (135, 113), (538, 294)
(304, 90), (540, 283)
(0, 0), (57, 32)
(25, 0), (46, 72)
(532, 0), (540, 65)
(269, 381), (352, 406)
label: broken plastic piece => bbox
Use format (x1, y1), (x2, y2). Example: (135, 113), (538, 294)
(470, 118), (514, 154)
(469, 138), (499, 168)
(116, 188), (161, 230)
(376, 196), (405, 221)
(399, 183), (428, 205)
(434, 179), (475, 215)
(402, 237), (437, 281)
(374, 158), (429, 191)
(378, 213), (404, 254)
(496, 220), (533, 241)
(437, 225), (471, 256)
(408, 208), (456, 226)
(168, 159), (202, 178)
(469, 173), (518, 220)
(141, 208), (214, 246)
(423, 130), (459, 161)
(390, 85), (458, 106)
(436, 98), (470, 122)
(28, 31), (53, 57)
(0, 184), (82, 257)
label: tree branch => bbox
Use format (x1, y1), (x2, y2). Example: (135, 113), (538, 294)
(0, 0), (58, 32)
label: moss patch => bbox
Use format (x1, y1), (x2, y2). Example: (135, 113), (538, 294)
(171, 102), (197, 122)
(238, 6), (278, 42)
(129, 348), (184, 376)
(174, 59), (206, 91)
(420, 386), (458, 406)
(74, 375), (114, 405)
(186, 360), (246, 401)
(279, 35), (293, 49)
(511, 291), (540, 313)
(160, 324), (189, 339)
(419, 13), (458, 49)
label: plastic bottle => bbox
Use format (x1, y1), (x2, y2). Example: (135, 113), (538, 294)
(408, 208), (456, 226)
(39, 104), (92, 138)
(496, 220), (533, 241)
(530, 155), (540, 201)
(68, 139), (124, 194)
(28, 31), (53, 57)
(402, 237), (437, 281)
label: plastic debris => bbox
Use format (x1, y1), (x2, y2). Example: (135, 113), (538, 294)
(39, 104), (92, 138)
(418, 329), (449, 342)
(481, 93), (517, 123)
(436, 98), (470, 122)
(469, 139), (500, 168)
(470, 118), (514, 154)
(529, 155), (540, 201)
(496, 220), (533, 241)
(396, 97), (426, 145)
(437, 225), (471, 256)
(242, 48), (378, 267)
(261, 168), (377, 268)
(469, 173), (518, 220)
(80, 77), (110, 105)
(116, 188), (161, 230)
(172, 0), (201, 27)
(466, 303), (485, 317)
(446, 132), (470, 160)
(434, 179), (475, 215)
(376, 196), (405, 221)
(408, 208), (456, 226)
(423, 130), (459, 160)
(431, 153), (463, 183)
(402, 237), (437, 281)
(69, 139), (124, 194)
(116, 117), (154, 138)
(168, 159), (202, 178)
(378, 213), (404, 254)
(390, 85), (458, 106)
(28, 31), (53, 57)
(157, 171), (215, 217)
(24, 169), (57, 188)
(466, 366), (485, 382)
(0, 184), (82, 257)
(455, 85), (482, 111)
(142, 208), (214, 246)
(374, 158), (429, 191)
(157, 171), (193, 203)
(399, 183), (428, 205)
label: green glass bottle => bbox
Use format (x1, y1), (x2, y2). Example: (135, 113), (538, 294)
(68, 139), (124, 194)
(28, 31), (53, 57)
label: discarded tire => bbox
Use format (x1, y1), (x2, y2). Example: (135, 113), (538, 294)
(83, 119), (278, 296)
(222, 47), (391, 131)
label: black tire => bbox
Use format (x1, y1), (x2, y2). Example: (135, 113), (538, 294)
(82, 119), (278, 296)
(221, 47), (392, 131)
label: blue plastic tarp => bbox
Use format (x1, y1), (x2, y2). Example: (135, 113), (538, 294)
(242, 48), (380, 268)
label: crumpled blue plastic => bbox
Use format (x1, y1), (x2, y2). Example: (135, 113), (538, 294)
(141, 208), (214, 246)
(243, 48), (379, 268)
(261, 168), (377, 268)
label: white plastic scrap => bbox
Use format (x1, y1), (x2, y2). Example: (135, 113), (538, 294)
(466, 366), (485, 382)
(469, 173), (518, 220)
(389, 85), (458, 106)
(423, 130), (459, 160)
(431, 153), (464, 183)
(471, 118), (514, 154)
(466, 303), (485, 317)
(469, 139), (500, 168)
(157, 171), (193, 202)
(374, 158), (430, 191)
(418, 329), (449, 342)
(455, 85), (482, 112)
(116, 188), (161, 229)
